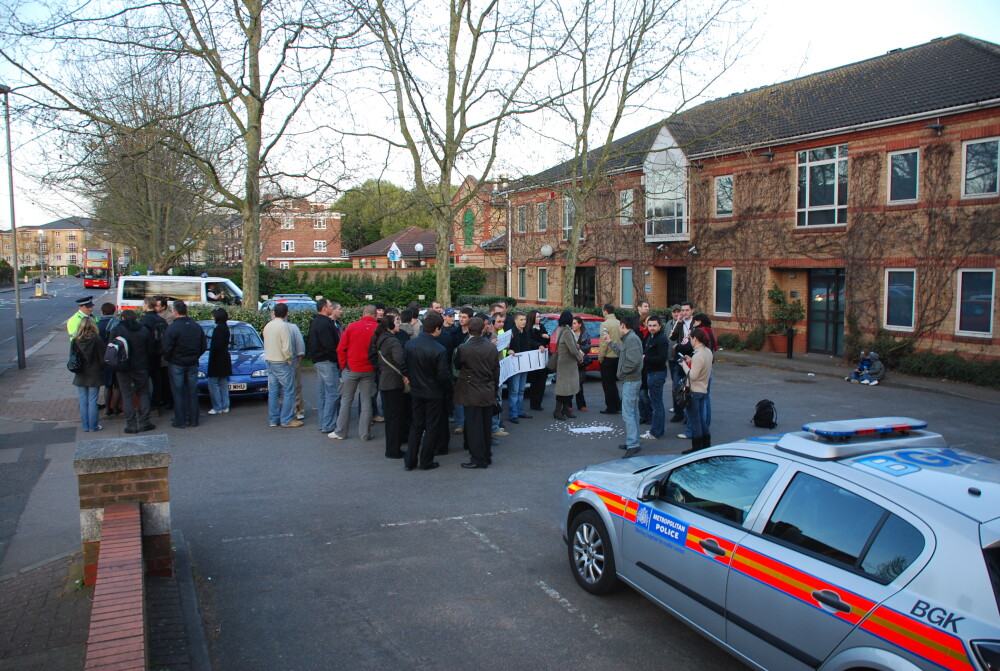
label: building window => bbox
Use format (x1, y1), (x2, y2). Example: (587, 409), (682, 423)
(314, 240), (327, 252)
(619, 189), (634, 225)
(888, 150), (919, 203)
(538, 267), (548, 302)
(561, 198), (580, 241)
(884, 269), (915, 331)
(645, 166), (687, 237)
(797, 144), (848, 226)
(956, 269), (994, 336)
(518, 267), (526, 300)
(68, 255), (77, 264)
(314, 220), (326, 229)
(715, 176), (734, 217)
(68, 233), (76, 240)
(279, 261), (290, 269)
(536, 202), (547, 232)
(517, 205), (527, 234)
(280, 219), (295, 230)
(341, 248), (350, 257)
(714, 268), (733, 316)
(464, 210), (475, 245)
(56, 243), (62, 250)
(620, 267), (633, 307)
(281, 240), (295, 252)
(963, 138), (999, 197)
(68, 244), (77, 253)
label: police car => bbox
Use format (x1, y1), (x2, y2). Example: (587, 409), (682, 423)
(563, 417), (1000, 671)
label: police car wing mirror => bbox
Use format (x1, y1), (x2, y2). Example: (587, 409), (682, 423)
(638, 481), (661, 502)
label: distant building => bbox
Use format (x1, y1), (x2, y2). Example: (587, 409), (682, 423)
(349, 227), (439, 269)
(223, 199), (346, 268)
(450, 176), (508, 271)
(0, 217), (126, 273)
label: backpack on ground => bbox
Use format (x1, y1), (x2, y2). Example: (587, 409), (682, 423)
(752, 399), (777, 429)
(104, 335), (131, 371)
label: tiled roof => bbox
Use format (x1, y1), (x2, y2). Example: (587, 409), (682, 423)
(518, 34), (1000, 183)
(26, 216), (91, 230)
(668, 34), (1000, 156)
(349, 226), (439, 257)
(480, 231), (507, 251)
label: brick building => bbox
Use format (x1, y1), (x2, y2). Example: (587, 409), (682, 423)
(223, 199), (346, 268)
(450, 176), (508, 271)
(506, 34), (1000, 358)
(349, 226), (438, 269)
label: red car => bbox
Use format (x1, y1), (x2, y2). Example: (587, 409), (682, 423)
(538, 313), (604, 373)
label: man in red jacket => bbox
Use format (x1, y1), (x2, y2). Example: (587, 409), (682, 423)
(330, 304), (378, 440)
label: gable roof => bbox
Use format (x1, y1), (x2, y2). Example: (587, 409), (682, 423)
(668, 34), (1000, 157)
(517, 34), (1000, 185)
(349, 226), (439, 258)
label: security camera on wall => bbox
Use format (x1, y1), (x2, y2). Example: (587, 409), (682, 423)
(656, 243), (665, 251)
(688, 245), (698, 255)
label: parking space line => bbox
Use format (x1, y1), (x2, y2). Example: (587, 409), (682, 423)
(460, 521), (504, 554)
(379, 507), (528, 528)
(536, 580), (603, 637)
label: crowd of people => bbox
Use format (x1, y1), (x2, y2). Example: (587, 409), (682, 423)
(67, 291), (718, 464)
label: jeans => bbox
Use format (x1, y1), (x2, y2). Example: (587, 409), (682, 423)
(169, 364), (200, 427)
(689, 391), (708, 439)
(638, 375), (652, 421)
(208, 376), (230, 412)
(267, 361), (296, 427)
(337, 370), (374, 438)
(119, 368), (152, 429)
(454, 403), (465, 427)
(621, 380), (640, 449)
(77, 386), (100, 431)
(507, 371), (527, 418)
(646, 369), (668, 438)
(314, 361), (341, 433)
(702, 373), (713, 433)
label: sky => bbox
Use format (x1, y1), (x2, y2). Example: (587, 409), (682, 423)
(1, 0), (999, 231)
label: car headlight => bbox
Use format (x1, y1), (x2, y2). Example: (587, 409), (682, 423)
(197, 371), (206, 378)
(251, 369), (268, 378)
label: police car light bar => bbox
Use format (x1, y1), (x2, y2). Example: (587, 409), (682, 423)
(803, 417), (928, 439)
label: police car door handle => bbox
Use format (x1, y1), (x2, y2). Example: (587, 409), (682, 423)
(812, 589), (851, 613)
(698, 538), (726, 557)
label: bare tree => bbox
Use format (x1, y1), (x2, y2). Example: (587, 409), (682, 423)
(1, 0), (363, 303)
(348, 0), (568, 303)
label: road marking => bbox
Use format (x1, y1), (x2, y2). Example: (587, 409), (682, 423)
(220, 532), (295, 543)
(380, 507), (528, 528)
(461, 521), (504, 554)
(536, 580), (603, 637)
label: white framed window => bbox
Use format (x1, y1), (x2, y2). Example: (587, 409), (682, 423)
(884, 268), (915, 331)
(797, 144), (848, 226)
(618, 189), (634, 225)
(279, 261), (290, 269)
(715, 176), (734, 217)
(538, 267), (548, 301)
(280, 219), (295, 230)
(620, 267), (633, 307)
(962, 137), (999, 198)
(314, 220), (327, 229)
(68, 233), (76, 240)
(536, 202), (547, 232)
(68, 255), (77, 264)
(714, 268), (733, 316)
(517, 267), (526, 299)
(561, 198), (575, 241)
(281, 240), (295, 252)
(56, 243), (61, 250)
(517, 205), (527, 234)
(956, 269), (994, 337)
(644, 164), (687, 238)
(314, 240), (327, 252)
(341, 248), (349, 257)
(888, 150), (919, 204)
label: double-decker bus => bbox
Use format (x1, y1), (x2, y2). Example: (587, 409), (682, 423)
(82, 249), (113, 289)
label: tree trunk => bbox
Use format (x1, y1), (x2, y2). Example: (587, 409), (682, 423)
(434, 208), (451, 305)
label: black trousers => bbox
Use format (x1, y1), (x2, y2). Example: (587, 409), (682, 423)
(381, 388), (406, 458)
(527, 369), (547, 409)
(407, 396), (445, 469)
(118, 368), (151, 429)
(600, 358), (621, 411)
(464, 405), (493, 467)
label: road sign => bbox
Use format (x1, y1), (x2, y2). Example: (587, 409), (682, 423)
(387, 242), (402, 262)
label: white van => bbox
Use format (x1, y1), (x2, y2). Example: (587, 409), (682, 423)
(117, 275), (248, 311)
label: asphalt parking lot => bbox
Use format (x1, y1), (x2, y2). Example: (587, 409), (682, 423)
(162, 358), (999, 670)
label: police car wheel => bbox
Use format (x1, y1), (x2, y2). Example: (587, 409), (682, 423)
(568, 510), (619, 595)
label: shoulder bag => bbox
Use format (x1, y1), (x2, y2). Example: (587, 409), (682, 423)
(67, 340), (84, 373)
(378, 349), (409, 394)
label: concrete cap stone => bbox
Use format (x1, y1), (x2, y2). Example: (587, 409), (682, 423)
(73, 434), (171, 475)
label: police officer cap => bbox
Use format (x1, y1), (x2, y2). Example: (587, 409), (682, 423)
(76, 296), (95, 307)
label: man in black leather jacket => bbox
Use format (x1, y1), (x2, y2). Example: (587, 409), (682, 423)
(403, 311), (452, 471)
(162, 300), (208, 428)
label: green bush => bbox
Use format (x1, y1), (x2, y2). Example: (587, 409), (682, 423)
(717, 333), (743, 351)
(457, 294), (517, 308)
(897, 352), (1000, 389)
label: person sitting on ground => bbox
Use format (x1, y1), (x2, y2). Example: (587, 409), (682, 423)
(858, 352), (885, 386)
(846, 350), (872, 382)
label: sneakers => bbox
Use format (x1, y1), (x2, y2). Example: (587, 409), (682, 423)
(640, 431), (657, 440)
(208, 409), (220, 415)
(492, 430), (509, 438)
(283, 419), (304, 428)
(372, 415), (385, 423)
(844, 376), (851, 382)
(454, 426), (464, 434)
(296, 412), (306, 420)
(869, 380), (879, 386)
(328, 431), (346, 440)
(861, 380), (870, 385)
(270, 423), (279, 428)
(677, 433), (689, 439)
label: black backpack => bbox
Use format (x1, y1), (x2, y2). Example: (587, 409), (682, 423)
(104, 335), (131, 371)
(752, 399), (777, 429)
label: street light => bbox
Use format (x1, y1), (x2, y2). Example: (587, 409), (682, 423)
(1, 83), (25, 369)
(414, 242), (424, 267)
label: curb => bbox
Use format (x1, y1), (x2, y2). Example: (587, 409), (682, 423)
(0, 550), (77, 583)
(173, 528), (214, 671)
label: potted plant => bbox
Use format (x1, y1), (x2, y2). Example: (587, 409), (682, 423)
(766, 286), (806, 354)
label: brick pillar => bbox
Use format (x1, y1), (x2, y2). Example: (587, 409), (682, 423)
(73, 435), (172, 585)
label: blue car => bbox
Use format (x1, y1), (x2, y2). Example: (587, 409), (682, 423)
(196, 320), (269, 398)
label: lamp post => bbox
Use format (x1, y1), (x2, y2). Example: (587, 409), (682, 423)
(414, 242), (424, 267)
(1, 83), (25, 369)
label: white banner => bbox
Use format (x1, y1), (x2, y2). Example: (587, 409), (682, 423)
(494, 329), (512, 352)
(499, 349), (549, 386)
